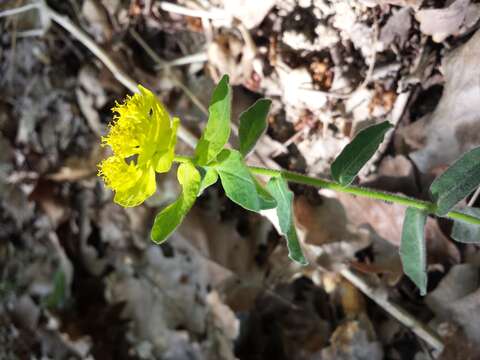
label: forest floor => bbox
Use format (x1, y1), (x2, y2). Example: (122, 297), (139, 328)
(1, 0), (480, 359)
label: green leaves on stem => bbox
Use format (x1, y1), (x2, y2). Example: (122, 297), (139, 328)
(151, 75), (307, 264)
(148, 74), (480, 292)
(216, 149), (276, 212)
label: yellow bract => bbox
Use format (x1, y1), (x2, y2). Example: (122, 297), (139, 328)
(98, 85), (179, 207)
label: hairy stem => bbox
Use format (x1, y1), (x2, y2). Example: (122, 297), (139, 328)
(248, 166), (480, 226)
(173, 156), (480, 226)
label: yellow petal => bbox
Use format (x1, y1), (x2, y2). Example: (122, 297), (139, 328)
(102, 85), (178, 173)
(98, 156), (156, 207)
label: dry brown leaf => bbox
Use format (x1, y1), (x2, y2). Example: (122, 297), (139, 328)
(426, 264), (480, 347)
(409, 30), (480, 172)
(335, 192), (405, 246)
(295, 195), (350, 246)
(318, 318), (383, 360)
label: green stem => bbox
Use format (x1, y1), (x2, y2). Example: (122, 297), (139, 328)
(172, 156), (480, 226)
(248, 166), (480, 226)
(173, 155), (192, 163)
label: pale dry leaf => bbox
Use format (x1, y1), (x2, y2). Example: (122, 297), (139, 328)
(179, 206), (263, 277)
(415, 0), (470, 43)
(334, 192), (405, 246)
(426, 264), (480, 347)
(379, 8), (412, 49)
(207, 33), (255, 85)
(359, 0), (422, 8)
(81, 0), (113, 43)
(334, 193), (459, 268)
(223, 0), (275, 29)
(426, 264), (479, 318)
(409, 30), (480, 172)
(106, 238), (211, 355)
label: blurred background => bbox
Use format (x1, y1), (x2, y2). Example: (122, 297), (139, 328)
(1, 0), (480, 359)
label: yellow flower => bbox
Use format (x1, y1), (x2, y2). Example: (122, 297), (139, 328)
(98, 85), (179, 207)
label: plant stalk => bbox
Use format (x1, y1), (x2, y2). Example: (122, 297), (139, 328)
(173, 156), (480, 226)
(248, 166), (480, 226)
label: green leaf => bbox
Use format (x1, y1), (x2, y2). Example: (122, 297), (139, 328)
(43, 270), (67, 309)
(451, 207), (480, 243)
(198, 167), (218, 194)
(430, 147), (480, 216)
(239, 99), (271, 156)
(331, 121), (392, 186)
(195, 75), (232, 165)
(151, 162), (200, 243)
(267, 176), (308, 265)
(216, 149), (261, 212)
(254, 178), (277, 210)
(400, 207), (428, 295)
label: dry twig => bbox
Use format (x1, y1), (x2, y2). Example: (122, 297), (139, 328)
(340, 268), (444, 354)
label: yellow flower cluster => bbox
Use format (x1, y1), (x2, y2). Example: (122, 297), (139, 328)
(98, 85), (179, 207)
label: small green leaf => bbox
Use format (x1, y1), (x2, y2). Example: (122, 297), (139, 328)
(151, 162), (200, 243)
(400, 207), (428, 295)
(430, 147), (480, 216)
(239, 99), (271, 156)
(216, 149), (261, 212)
(267, 176), (308, 265)
(331, 121), (392, 186)
(195, 75), (232, 165)
(43, 270), (67, 309)
(451, 207), (480, 243)
(198, 167), (218, 194)
(254, 178), (277, 210)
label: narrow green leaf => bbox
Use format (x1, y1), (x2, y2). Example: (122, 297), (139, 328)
(198, 167), (218, 195)
(151, 162), (200, 243)
(331, 121), (392, 186)
(452, 207), (480, 243)
(267, 176), (308, 265)
(239, 99), (271, 156)
(400, 207), (428, 295)
(195, 75), (232, 165)
(430, 147), (480, 216)
(216, 149), (261, 212)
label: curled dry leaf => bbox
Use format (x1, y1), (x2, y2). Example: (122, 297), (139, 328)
(415, 0), (470, 43)
(318, 317), (384, 360)
(409, 30), (480, 172)
(223, 0), (275, 29)
(426, 264), (480, 347)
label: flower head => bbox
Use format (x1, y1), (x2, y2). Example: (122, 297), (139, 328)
(98, 85), (179, 207)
